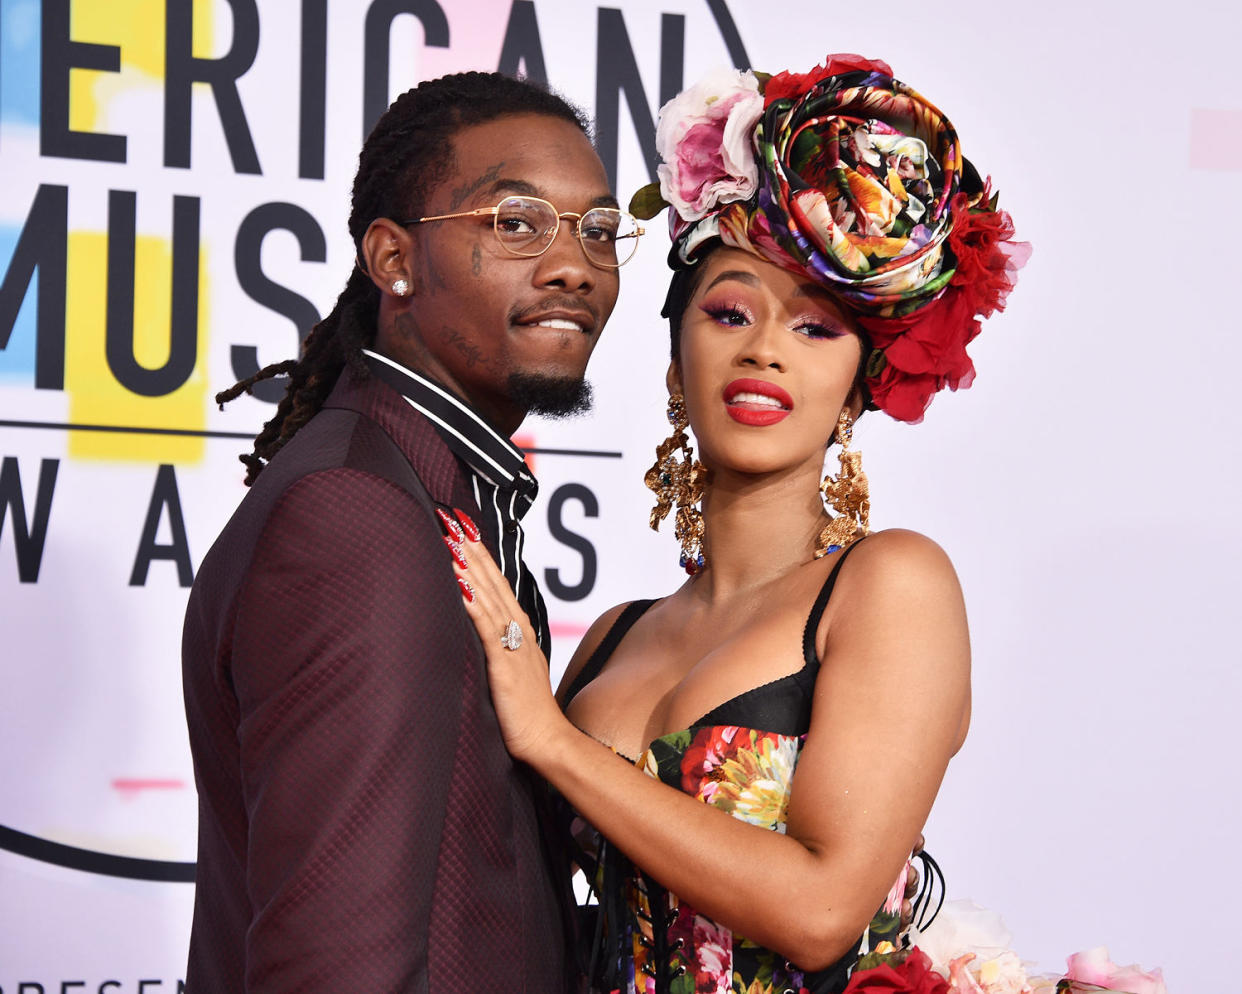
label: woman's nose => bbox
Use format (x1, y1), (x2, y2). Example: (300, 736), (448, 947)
(736, 320), (785, 370)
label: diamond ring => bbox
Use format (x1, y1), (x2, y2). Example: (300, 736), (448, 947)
(500, 620), (523, 651)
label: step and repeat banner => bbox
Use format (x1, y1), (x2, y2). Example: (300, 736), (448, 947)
(1, 1), (1238, 991)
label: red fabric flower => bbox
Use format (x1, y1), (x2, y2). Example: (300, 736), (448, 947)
(946, 188), (1030, 319)
(763, 54), (895, 107)
(859, 288), (979, 424)
(882, 290), (979, 380)
(841, 948), (950, 994)
(865, 362), (939, 424)
(856, 189), (1030, 423)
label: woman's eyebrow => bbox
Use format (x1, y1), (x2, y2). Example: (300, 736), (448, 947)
(703, 270), (761, 293)
(792, 281), (836, 300)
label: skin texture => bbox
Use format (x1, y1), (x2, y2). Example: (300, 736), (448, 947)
(359, 113), (622, 435)
(451, 247), (972, 970)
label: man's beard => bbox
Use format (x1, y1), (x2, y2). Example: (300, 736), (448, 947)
(508, 373), (594, 419)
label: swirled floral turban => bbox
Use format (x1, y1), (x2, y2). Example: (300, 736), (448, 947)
(631, 54), (1031, 423)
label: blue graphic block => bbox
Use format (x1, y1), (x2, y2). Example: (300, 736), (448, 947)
(0, 226), (37, 381)
(1, 0), (40, 127)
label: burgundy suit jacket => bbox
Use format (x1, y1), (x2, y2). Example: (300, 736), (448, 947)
(182, 368), (573, 992)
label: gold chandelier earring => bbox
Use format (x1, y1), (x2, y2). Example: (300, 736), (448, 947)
(816, 410), (870, 558)
(644, 393), (707, 575)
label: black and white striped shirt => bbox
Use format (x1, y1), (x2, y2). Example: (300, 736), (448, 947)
(362, 349), (550, 653)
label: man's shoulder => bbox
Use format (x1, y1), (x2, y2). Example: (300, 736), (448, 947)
(323, 366), (466, 500)
(193, 406), (441, 590)
(242, 408), (398, 509)
(251, 386), (452, 502)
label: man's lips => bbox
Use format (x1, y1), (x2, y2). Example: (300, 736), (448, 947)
(513, 308), (596, 335)
(723, 378), (793, 426)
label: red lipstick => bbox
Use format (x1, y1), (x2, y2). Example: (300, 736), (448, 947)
(723, 378), (793, 426)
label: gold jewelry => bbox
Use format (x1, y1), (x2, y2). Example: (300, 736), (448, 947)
(644, 394), (707, 574)
(816, 410), (870, 558)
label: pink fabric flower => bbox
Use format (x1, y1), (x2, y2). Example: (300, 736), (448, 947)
(1064, 947), (1167, 994)
(947, 952), (1031, 994)
(977, 952), (1031, 994)
(948, 954), (987, 994)
(883, 860), (911, 915)
(692, 913), (732, 993)
(911, 900), (1015, 979)
(656, 68), (763, 222)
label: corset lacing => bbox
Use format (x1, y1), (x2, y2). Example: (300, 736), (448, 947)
(635, 878), (685, 992)
(576, 835), (688, 994)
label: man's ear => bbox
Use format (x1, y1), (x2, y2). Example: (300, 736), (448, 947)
(360, 218), (416, 297)
(665, 358), (683, 397)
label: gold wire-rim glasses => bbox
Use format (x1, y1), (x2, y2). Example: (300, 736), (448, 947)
(402, 195), (644, 269)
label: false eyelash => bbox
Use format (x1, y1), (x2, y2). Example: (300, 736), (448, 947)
(700, 301), (753, 326)
(791, 319), (850, 340)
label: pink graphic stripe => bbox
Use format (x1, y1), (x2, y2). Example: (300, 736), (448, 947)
(1189, 109), (1242, 169)
(414, 1), (508, 79)
(549, 621), (589, 639)
(112, 778), (186, 795)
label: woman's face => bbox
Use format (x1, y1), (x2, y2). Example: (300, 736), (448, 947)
(671, 247), (863, 479)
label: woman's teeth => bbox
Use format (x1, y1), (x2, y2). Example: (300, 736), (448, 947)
(729, 391), (785, 409)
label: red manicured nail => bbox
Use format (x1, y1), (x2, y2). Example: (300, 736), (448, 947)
(443, 536), (468, 569)
(435, 507), (465, 542)
(456, 576), (474, 602)
(453, 508), (481, 542)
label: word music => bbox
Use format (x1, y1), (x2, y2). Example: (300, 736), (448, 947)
(2, 0), (748, 397)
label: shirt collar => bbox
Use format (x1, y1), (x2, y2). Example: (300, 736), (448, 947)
(361, 349), (537, 501)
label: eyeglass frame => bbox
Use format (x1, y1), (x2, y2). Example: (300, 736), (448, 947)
(400, 195), (644, 269)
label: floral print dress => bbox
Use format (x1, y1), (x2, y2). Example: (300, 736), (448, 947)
(563, 544), (907, 994)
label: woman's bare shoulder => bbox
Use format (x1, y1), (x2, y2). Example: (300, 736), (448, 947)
(838, 527), (961, 594)
(554, 600), (642, 702)
(817, 528), (969, 680)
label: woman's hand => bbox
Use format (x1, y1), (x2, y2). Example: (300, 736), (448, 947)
(438, 508), (568, 762)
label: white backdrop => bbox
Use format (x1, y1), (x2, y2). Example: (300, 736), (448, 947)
(2, 1), (1239, 991)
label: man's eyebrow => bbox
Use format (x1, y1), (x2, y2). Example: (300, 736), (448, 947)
(484, 179), (620, 210)
(703, 270), (761, 293)
(487, 178), (540, 198)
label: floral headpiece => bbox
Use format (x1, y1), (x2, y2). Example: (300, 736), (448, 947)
(631, 55), (1030, 423)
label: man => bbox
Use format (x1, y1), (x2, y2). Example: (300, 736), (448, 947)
(181, 72), (634, 992)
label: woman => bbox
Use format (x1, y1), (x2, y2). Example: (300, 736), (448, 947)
(443, 55), (1027, 993)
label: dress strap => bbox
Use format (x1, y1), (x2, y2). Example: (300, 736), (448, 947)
(561, 599), (657, 709)
(801, 537), (869, 668)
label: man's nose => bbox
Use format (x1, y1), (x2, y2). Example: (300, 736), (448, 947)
(534, 216), (597, 292)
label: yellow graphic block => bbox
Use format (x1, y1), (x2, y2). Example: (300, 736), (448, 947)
(66, 231), (210, 463)
(69, 0), (215, 130)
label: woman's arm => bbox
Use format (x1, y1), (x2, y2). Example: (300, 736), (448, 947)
(453, 522), (969, 970)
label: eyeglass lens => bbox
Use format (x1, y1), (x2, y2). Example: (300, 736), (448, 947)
(494, 197), (640, 267)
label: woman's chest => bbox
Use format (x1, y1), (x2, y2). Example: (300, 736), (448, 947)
(566, 602), (815, 760)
